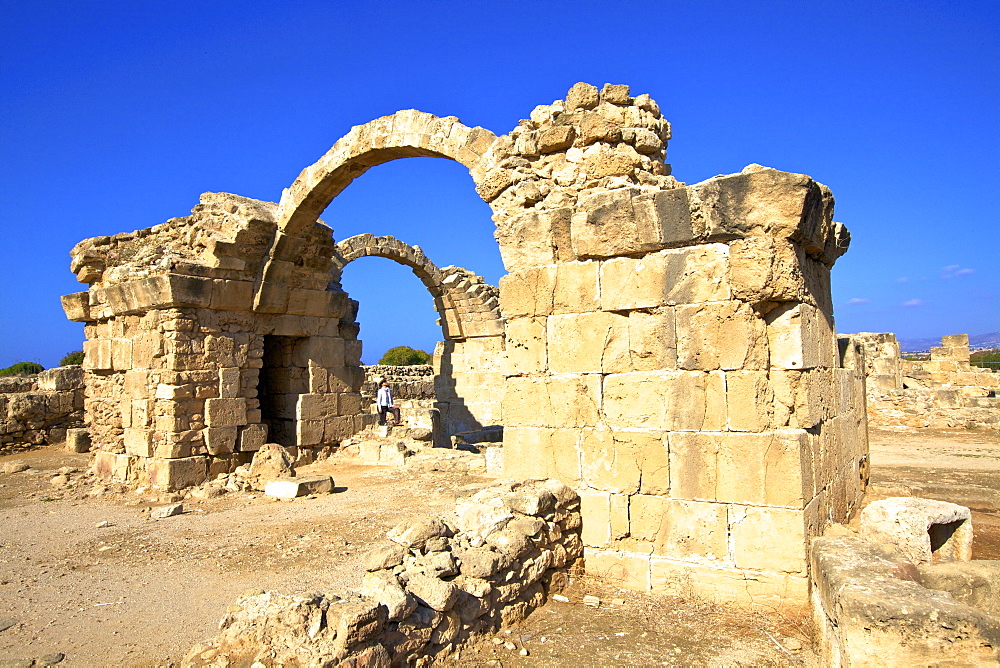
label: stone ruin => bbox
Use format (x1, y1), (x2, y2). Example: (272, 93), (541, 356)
(63, 82), (868, 606)
(0, 366), (85, 454)
(845, 332), (1000, 429)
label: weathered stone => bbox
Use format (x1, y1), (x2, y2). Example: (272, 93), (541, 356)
(387, 517), (451, 550)
(247, 443), (295, 490)
(264, 475), (334, 499)
(860, 497), (973, 564)
(405, 572), (458, 612)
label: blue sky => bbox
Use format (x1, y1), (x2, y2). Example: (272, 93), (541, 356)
(1, 0), (997, 367)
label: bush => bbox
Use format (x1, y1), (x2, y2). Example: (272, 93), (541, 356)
(60, 350), (85, 366)
(378, 346), (431, 366)
(0, 362), (45, 376)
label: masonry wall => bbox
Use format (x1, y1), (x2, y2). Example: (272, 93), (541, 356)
(0, 366), (85, 454)
(845, 333), (1000, 430)
(65, 194), (367, 489)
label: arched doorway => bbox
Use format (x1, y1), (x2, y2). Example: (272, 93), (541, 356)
(332, 234), (504, 437)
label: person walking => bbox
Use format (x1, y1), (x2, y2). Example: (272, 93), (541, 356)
(376, 380), (401, 426)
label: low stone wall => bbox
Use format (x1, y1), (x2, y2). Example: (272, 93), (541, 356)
(811, 498), (1000, 666)
(361, 364), (435, 401)
(843, 333), (1000, 429)
(0, 366), (85, 454)
(183, 478), (582, 667)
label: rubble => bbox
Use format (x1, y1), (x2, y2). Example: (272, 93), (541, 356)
(183, 478), (582, 666)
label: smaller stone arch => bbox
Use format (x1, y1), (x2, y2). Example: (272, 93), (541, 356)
(332, 233), (503, 341)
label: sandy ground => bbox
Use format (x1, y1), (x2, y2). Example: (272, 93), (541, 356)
(0, 426), (997, 667)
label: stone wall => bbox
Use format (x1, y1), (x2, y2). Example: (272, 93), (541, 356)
(0, 366), (85, 454)
(844, 333), (1000, 429)
(64, 194), (368, 490)
(361, 364), (435, 401)
(183, 478), (581, 666)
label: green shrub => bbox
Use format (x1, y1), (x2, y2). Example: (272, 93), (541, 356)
(60, 350), (85, 366)
(0, 362), (45, 376)
(378, 346), (431, 366)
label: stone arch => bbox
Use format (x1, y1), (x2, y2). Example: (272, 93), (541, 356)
(331, 233), (503, 341)
(253, 111), (498, 311)
(276, 111), (497, 239)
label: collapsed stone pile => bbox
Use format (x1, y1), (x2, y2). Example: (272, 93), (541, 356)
(0, 366), (85, 454)
(183, 478), (581, 667)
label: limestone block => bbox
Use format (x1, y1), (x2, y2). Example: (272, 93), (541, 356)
(338, 392), (363, 415)
(499, 266), (555, 318)
(203, 334), (247, 368)
(537, 125), (575, 153)
(501, 427), (581, 482)
(264, 475), (334, 498)
(82, 339), (112, 371)
(155, 383), (193, 399)
(693, 168), (836, 257)
(504, 317), (547, 375)
(92, 451), (133, 482)
(730, 505), (806, 574)
(548, 312), (630, 373)
(218, 367), (241, 398)
(147, 456), (208, 491)
(603, 371), (725, 431)
(292, 336), (345, 368)
(727, 236), (808, 305)
(163, 275), (214, 308)
(627, 309), (677, 371)
(210, 280), (253, 311)
(495, 208), (572, 272)
(61, 292), (90, 322)
(323, 416), (357, 442)
(580, 429), (668, 495)
(566, 82), (599, 110)
(552, 261), (600, 314)
(629, 496), (729, 561)
(676, 301), (767, 371)
(766, 302), (835, 370)
(502, 375), (600, 429)
(65, 428), (91, 453)
(725, 371), (774, 432)
(296, 419), (323, 447)
(584, 550), (651, 591)
(600, 246), (731, 312)
(297, 393), (337, 421)
(649, 558), (808, 605)
(237, 424), (267, 451)
(204, 398), (247, 427)
(651, 189), (701, 247)
(123, 428), (153, 457)
(714, 431), (809, 507)
(579, 490), (628, 547)
(941, 334), (969, 348)
(570, 189), (660, 258)
(860, 497), (972, 564)
(204, 426), (237, 455)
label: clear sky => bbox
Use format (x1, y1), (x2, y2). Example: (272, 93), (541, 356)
(1, 0), (997, 367)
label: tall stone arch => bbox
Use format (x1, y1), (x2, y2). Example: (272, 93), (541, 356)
(332, 233), (505, 434)
(252, 111), (498, 312)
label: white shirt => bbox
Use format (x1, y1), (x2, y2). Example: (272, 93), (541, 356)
(376, 386), (393, 407)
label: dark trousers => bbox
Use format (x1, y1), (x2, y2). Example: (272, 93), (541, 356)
(378, 405), (401, 425)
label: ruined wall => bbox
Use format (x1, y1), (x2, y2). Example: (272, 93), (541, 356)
(844, 333), (1000, 429)
(0, 366), (85, 454)
(183, 479), (582, 666)
(64, 194), (367, 490)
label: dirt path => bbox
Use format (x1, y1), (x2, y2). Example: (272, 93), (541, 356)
(0, 449), (485, 666)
